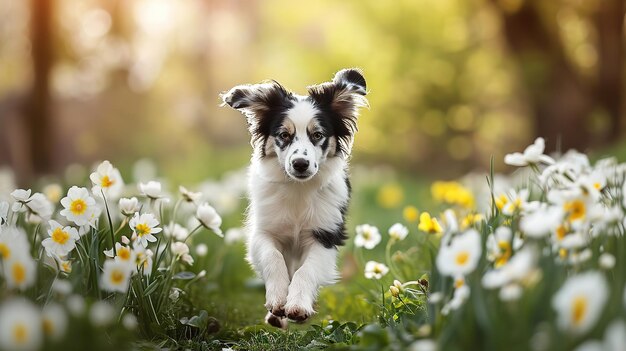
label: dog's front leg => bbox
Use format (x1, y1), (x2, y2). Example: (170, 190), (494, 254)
(249, 233), (291, 317)
(285, 242), (338, 321)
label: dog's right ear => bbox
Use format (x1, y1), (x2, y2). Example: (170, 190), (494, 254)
(220, 81), (293, 119)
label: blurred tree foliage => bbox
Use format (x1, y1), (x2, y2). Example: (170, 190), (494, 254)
(0, 0), (623, 182)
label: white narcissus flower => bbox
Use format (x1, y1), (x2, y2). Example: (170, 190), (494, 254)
(41, 303), (68, 341)
(436, 229), (482, 277)
(0, 226), (30, 260)
(196, 203), (223, 236)
(355, 224), (381, 249)
(42, 220), (80, 258)
(133, 242), (154, 276)
(165, 223), (189, 241)
(138, 181), (163, 199)
(388, 223), (409, 241)
(171, 242), (189, 256)
(520, 204), (563, 238)
(118, 197), (140, 217)
(42, 183), (63, 203)
(504, 137), (555, 167)
(60, 186), (99, 227)
(122, 314), (138, 330)
(364, 260), (389, 280)
(129, 213), (162, 247)
(501, 189), (529, 216)
(552, 271), (608, 334)
(195, 243), (208, 257)
(11, 189), (53, 221)
(104, 243), (136, 267)
(3, 250), (37, 290)
(599, 253), (616, 270)
(100, 259), (133, 293)
(0, 298), (43, 351)
(179, 186), (202, 204)
(90, 160), (124, 199)
(482, 246), (537, 290)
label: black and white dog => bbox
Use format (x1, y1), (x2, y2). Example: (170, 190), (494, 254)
(221, 69), (368, 327)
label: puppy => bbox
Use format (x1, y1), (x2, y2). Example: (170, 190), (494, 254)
(221, 69), (368, 328)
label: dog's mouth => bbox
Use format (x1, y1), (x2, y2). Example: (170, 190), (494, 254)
(287, 170), (315, 182)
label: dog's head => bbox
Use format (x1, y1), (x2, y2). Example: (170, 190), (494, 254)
(221, 69), (368, 182)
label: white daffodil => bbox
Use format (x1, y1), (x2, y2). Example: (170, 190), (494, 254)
(104, 243), (136, 267)
(552, 271), (608, 334)
(90, 160), (124, 199)
(501, 189), (529, 216)
(486, 226), (513, 268)
(0, 226), (30, 260)
(60, 186), (98, 227)
(196, 203), (223, 236)
(100, 259), (133, 293)
(482, 246), (537, 289)
(364, 260), (389, 280)
(11, 189), (53, 222)
(441, 285), (470, 315)
(42, 220), (80, 258)
(599, 253), (616, 270)
(41, 303), (68, 341)
(138, 181), (163, 200)
(165, 223), (189, 241)
(179, 186), (202, 204)
(172, 241), (195, 264)
(122, 314), (138, 331)
(0, 298), (42, 351)
(10, 189), (32, 212)
(504, 137), (555, 167)
(129, 212), (162, 247)
(133, 242), (154, 276)
(3, 250), (37, 290)
(520, 204), (563, 238)
(436, 229), (482, 277)
(355, 224), (382, 249)
(118, 197), (140, 217)
(388, 223), (409, 241)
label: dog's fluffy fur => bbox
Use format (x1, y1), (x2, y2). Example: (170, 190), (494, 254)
(221, 69), (368, 327)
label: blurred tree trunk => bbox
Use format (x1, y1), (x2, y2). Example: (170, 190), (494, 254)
(27, 0), (54, 177)
(489, 0), (624, 152)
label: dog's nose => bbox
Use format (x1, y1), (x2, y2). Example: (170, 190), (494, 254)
(292, 158), (309, 173)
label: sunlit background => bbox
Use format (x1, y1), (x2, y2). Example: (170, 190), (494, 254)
(0, 0), (624, 184)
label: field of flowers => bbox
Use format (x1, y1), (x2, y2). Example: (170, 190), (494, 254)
(1, 137), (626, 351)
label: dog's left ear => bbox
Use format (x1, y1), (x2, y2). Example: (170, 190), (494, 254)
(308, 68), (369, 155)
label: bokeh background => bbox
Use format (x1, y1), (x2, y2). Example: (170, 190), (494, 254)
(0, 0), (624, 184)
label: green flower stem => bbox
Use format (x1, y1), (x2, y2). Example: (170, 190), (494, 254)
(385, 238), (404, 281)
(183, 224), (204, 245)
(101, 190), (116, 256)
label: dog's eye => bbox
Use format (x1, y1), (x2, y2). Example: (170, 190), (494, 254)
(312, 132), (324, 141)
(278, 132), (290, 140)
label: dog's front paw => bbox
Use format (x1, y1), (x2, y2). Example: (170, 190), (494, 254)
(284, 303), (314, 322)
(264, 292), (287, 317)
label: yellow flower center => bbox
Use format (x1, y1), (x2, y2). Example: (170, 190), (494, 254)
(455, 251), (470, 266)
(118, 247), (131, 261)
(495, 194), (508, 210)
(556, 225), (567, 241)
(564, 200), (585, 221)
(373, 265), (383, 274)
(135, 223), (150, 237)
(61, 261), (72, 273)
(362, 230), (371, 240)
(70, 199), (87, 216)
(0, 243), (10, 259)
(572, 296), (588, 325)
(13, 323), (27, 344)
(111, 270), (125, 285)
(51, 227), (70, 245)
(43, 319), (54, 335)
(454, 278), (465, 288)
(593, 182), (602, 190)
(495, 241), (511, 268)
(101, 175), (114, 188)
(12, 262), (26, 283)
